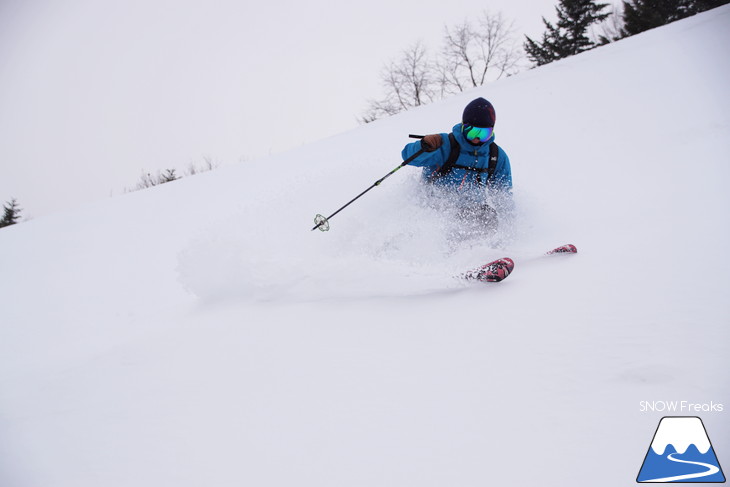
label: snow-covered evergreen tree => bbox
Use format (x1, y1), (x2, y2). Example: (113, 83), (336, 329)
(621, 0), (728, 36)
(524, 0), (610, 66)
(0, 198), (22, 228)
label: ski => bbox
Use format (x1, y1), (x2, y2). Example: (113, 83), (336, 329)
(463, 257), (515, 282)
(463, 244), (577, 283)
(546, 244), (577, 255)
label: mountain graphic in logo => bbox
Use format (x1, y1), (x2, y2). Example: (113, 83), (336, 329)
(637, 416), (725, 483)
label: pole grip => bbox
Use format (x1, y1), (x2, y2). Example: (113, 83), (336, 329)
(409, 134), (425, 139)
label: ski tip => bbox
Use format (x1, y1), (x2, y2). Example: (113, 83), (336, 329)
(464, 257), (514, 283)
(547, 244), (577, 255)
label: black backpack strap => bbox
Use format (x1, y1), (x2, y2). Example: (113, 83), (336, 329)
(430, 136), (499, 185)
(432, 132), (460, 179)
(487, 142), (499, 180)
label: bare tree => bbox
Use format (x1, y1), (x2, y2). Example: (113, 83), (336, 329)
(186, 156), (220, 176)
(361, 41), (437, 123)
(439, 12), (522, 95)
(130, 168), (180, 192)
(361, 11), (522, 122)
(134, 172), (159, 191)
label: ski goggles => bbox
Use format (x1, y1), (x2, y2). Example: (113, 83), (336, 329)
(463, 125), (493, 142)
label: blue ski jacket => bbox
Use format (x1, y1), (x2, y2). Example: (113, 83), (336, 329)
(401, 123), (512, 201)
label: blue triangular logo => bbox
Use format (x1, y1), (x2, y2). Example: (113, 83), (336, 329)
(637, 417), (725, 483)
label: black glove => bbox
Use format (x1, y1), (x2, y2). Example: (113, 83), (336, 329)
(421, 134), (443, 152)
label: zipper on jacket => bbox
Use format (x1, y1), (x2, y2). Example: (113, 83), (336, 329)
(474, 149), (481, 185)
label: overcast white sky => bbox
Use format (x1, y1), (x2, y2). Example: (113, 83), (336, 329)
(0, 0), (561, 217)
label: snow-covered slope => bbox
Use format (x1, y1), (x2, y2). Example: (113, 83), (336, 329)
(1, 7), (729, 487)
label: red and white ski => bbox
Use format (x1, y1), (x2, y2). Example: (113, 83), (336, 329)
(464, 244), (577, 283)
(546, 244), (577, 254)
(463, 257), (515, 282)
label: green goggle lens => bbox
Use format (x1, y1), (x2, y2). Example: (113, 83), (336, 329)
(464, 125), (493, 141)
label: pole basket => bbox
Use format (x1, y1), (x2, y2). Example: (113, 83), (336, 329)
(313, 214), (330, 232)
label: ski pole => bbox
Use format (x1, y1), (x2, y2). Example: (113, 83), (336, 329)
(312, 148), (427, 231)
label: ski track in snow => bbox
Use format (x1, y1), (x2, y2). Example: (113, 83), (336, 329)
(177, 177), (532, 302)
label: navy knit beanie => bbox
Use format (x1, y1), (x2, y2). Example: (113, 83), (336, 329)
(462, 97), (496, 128)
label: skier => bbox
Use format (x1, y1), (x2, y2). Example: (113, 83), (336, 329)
(401, 97), (512, 234)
